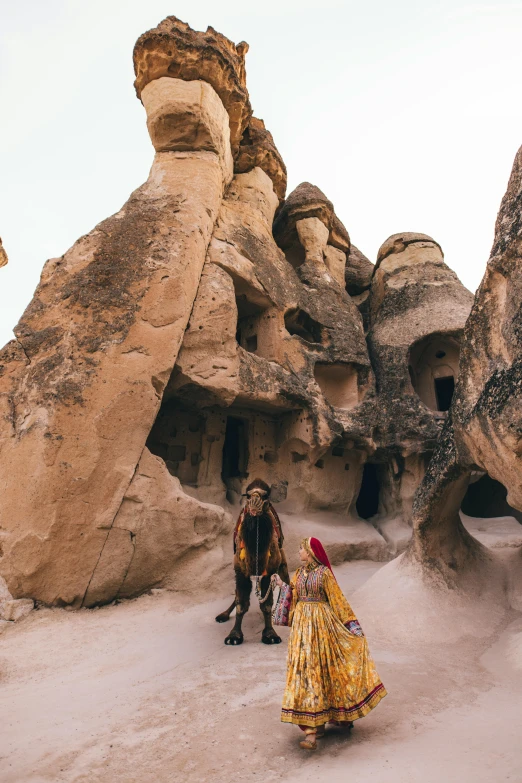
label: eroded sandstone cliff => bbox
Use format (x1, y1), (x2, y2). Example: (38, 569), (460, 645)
(0, 17), (482, 607)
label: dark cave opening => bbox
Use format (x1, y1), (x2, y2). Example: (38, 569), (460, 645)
(356, 463), (380, 520)
(284, 308), (323, 344)
(461, 474), (522, 524)
(221, 416), (249, 485)
(434, 375), (455, 412)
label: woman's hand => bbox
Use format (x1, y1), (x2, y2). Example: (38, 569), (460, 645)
(272, 574), (284, 588)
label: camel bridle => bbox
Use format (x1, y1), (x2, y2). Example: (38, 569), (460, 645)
(244, 491), (274, 603)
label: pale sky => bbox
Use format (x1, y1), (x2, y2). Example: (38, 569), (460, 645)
(1, 0), (521, 348)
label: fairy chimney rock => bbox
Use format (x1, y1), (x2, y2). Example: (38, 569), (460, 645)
(133, 16), (251, 158)
(274, 183), (350, 287)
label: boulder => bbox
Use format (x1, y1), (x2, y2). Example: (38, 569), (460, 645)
(0, 598), (34, 622)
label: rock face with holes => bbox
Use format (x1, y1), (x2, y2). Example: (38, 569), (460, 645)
(0, 15), (485, 608)
(0, 17), (240, 606)
(149, 144), (374, 520)
(361, 232), (474, 533)
(408, 145), (522, 584)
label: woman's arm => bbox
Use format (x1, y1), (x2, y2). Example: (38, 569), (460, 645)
(322, 569), (359, 627)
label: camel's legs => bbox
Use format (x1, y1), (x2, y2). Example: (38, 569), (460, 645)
(215, 599), (236, 624)
(259, 574), (281, 644)
(224, 570), (251, 645)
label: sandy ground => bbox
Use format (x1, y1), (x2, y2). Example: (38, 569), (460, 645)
(1, 546), (522, 782)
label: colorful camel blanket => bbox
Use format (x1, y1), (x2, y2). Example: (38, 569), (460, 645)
(233, 503), (284, 556)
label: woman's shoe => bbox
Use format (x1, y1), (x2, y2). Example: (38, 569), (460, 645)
(299, 729), (318, 750)
(328, 720), (354, 730)
(315, 725), (326, 739)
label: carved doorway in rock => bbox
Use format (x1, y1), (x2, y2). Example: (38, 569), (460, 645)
(434, 375), (455, 412)
(408, 333), (460, 412)
(222, 416), (249, 503)
(356, 463), (380, 520)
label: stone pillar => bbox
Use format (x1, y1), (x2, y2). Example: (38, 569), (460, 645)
(0, 29), (241, 606)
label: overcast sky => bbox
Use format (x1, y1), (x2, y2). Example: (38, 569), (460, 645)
(1, 0), (521, 347)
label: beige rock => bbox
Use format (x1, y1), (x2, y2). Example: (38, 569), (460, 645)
(0, 237), (7, 268)
(170, 261), (240, 407)
(409, 145), (522, 587)
(376, 232), (443, 265)
(0, 26), (235, 606)
(234, 116), (287, 202)
(142, 77), (233, 182)
(2, 14), (513, 610)
(296, 217), (329, 265)
(0, 598), (34, 622)
(133, 16), (251, 157)
(324, 245), (347, 288)
(363, 232), (473, 529)
(273, 182), (350, 255)
(83, 448), (231, 606)
(345, 245), (373, 296)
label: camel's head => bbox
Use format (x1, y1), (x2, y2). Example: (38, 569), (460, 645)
(244, 478), (271, 518)
(244, 493), (268, 517)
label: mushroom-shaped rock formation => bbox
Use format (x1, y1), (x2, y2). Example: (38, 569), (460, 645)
(134, 16), (251, 158)
(354, 232), (474, 545)
(0, 17), (248, 607)
(409, 145), (522, 587)
(273, 182), (350, 287)
(1, 15), (514, 610)
(0, 18), (381, 607)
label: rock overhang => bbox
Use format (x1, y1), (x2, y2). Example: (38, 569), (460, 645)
(133, 16), (252, 158)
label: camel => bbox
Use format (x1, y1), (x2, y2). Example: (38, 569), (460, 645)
(216, 478), (290, 645)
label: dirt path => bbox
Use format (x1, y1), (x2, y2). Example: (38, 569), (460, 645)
(0, 559), (521, 783)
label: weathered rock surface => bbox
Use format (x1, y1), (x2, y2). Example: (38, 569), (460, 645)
(273, 182), (350, 254)
(1, 598), (34, 622)
(235, 116), (287, 202)
(0, 24), (243, 606)
(0, 15), (507, 609)
(0, 574), (33, 621)
(409, 145), (522, 586)
(345, 232), (474, 528)
(0, 237), (7, 268)
(345, 244), (373, 296)
(134, 16), (251, 157)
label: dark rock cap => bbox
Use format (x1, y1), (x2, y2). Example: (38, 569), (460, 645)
(133, 16), (252, 157)
(273, 182), (350, 252)
(376, 232), (443, 268)
(235, 117), (287, 202)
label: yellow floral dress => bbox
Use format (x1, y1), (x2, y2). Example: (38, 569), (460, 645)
(281, 563), (386, 727)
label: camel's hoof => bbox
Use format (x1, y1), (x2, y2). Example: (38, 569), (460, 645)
(215, 613), (230, 623)
(224, 632), (244, 645)
(261, 630), (282, 645)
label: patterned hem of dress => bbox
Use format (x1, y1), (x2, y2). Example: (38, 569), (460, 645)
(280, 683), (387, 727)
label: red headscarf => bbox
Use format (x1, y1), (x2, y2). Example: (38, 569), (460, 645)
(306, 537), (336, 580)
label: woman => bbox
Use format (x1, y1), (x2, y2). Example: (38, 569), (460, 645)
(273, 537), (386, 750)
